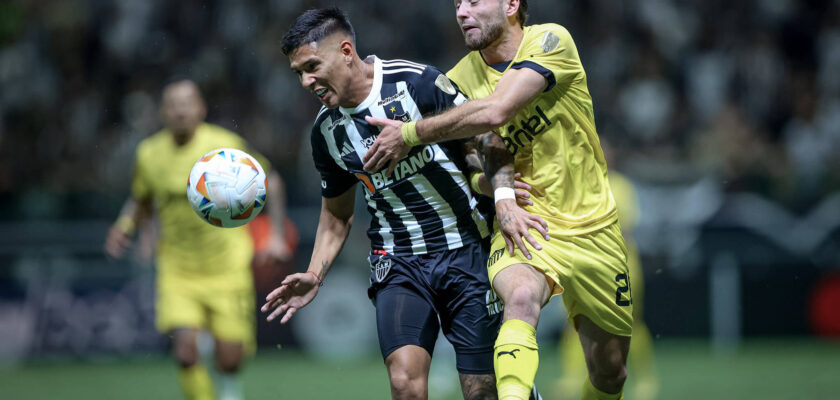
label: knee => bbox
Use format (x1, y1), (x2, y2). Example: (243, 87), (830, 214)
(389, 370), (426, 399)
(590, 356), (627, 390)
(502, 286), (541, 318)
(216, 351), (243, 374)
(174, 342), (199, 369)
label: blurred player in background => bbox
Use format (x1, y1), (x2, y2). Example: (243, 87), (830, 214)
(105, 79), (293, 400)
(363, 0), (633, 399)
(259, 8), (544, 400)
(555, 140), (658, 400)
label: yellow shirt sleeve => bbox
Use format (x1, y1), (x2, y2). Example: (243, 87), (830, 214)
(130, 144), (152, 200)
(513, 24), (583, 90)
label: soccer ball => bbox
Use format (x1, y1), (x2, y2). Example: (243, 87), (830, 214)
(187, 148), (267, 228)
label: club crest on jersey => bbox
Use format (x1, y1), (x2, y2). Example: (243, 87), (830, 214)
(385, 102), (412, 123)
(393, 112), (411, 122)
(373, 255), (391, 282)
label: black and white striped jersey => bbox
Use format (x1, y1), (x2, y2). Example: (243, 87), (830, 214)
(310, 56), (490, 256)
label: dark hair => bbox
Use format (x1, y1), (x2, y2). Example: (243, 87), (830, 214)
(281, 7), (356, 55)
(516, 0), (528, 26)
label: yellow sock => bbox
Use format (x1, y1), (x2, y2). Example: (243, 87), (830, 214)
(582, 375), (623, 400)
(495, 319), (539, 400)
(177, 365), (215, 400)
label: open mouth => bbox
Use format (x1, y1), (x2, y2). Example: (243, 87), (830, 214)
(315, 88), (328, 98)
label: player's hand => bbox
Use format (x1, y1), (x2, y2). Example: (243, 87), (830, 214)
(495, 199), (549, 260)
(261, 272), (320, 324)
(479, 173), (533, 206)
(104, 225), (132, 260)
(362, 116), (411, 177)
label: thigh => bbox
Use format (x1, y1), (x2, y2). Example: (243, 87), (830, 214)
(375, 283), (440, 360)
(156, 276), (206, 334)
(562, 222), (634, 337)
(436, 242), (502, 375)
(205, 286), (255, 355)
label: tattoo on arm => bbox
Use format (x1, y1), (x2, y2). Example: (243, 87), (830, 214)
(479, 132), (514, 190)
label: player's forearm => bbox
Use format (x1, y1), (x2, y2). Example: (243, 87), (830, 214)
(265, 170), (287, 239)
(478, 132), (515, 191)
(416, 97), (511, 144)
(113, 197), (152, 235)
(307, 199), (354, 282)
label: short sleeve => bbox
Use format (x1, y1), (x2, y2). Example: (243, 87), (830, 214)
(410, 66), (470, 115)
(512, 25), (582, 92)
(130, 148), (152, 200)
(310, 126), (357, 198)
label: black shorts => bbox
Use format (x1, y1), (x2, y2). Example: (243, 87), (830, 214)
(367, 239), (502, 375)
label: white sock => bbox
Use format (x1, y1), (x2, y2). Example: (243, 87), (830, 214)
(216, 373), (243, 400)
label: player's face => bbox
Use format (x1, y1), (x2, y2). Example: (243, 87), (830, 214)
(161, 81), (206, 138)
(289, 38), (349, 109)
(455, 0), (507, 50)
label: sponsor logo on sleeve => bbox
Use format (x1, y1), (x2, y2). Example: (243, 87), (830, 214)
(435, 74), (457, 95)
(541, 31), (561, 53)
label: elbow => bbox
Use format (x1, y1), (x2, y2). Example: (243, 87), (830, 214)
(479, 98), (517, 129)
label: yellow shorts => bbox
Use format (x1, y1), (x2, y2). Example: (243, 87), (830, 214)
(487, 221), (634, 337)
(156, 271), (256, 354)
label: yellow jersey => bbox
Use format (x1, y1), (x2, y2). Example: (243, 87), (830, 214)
(448, 23), (617, 235)
(132, 123), (266, 278)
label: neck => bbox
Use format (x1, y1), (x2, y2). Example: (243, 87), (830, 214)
(340, 57), (375, 108)
(172, 128), (196, 146)
(480, 25), (524, 65)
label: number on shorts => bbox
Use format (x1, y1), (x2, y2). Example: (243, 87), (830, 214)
(615, 273), (631, 306)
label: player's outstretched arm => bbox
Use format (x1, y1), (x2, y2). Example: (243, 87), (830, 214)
(261, 184), (356, 324)
(478, 132), (549, 260)
(362, 67), (547, 174)
(104, 197), (152, 259)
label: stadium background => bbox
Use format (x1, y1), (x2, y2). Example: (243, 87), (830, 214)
(1, 0), (839, 398)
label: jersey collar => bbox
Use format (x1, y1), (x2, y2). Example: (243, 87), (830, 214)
(339, 55), (382, 115)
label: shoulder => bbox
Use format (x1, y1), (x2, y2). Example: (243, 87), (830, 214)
(446, 52), (482, 92)
(196, 123), (250, 149)
(135, 130), (168, 163)
(311, 106), (335, 133)
(309, 106), (336, 144)
(201, 123), (240, 140)
(519, 23), (573, 56)
(380, 58), (428, 80)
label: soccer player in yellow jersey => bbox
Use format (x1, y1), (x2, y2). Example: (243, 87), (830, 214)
(363, 1), (633, 399)
(105, 79), (292, 400)
(557, 163), (658, 400)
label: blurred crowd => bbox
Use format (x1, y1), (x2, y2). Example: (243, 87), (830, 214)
(1, 0), (839, 219)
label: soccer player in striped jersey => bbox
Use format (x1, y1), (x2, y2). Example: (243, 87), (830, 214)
(363, 1), (634, 399)
(260, 8), (544, 400)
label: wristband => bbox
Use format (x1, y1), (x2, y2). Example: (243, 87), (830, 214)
(306, 270), (324, 287)
(494, 187), (516, 204)
(400, 121), (421, 146)
(469, 172), (483, 194)
(114, 215), (136, 235)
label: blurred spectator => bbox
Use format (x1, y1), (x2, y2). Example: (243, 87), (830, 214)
(1, 0), (839, 218)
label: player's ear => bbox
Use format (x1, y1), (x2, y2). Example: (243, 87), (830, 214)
(339, 40), (355, 64)
(503, 0), (520, 18)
